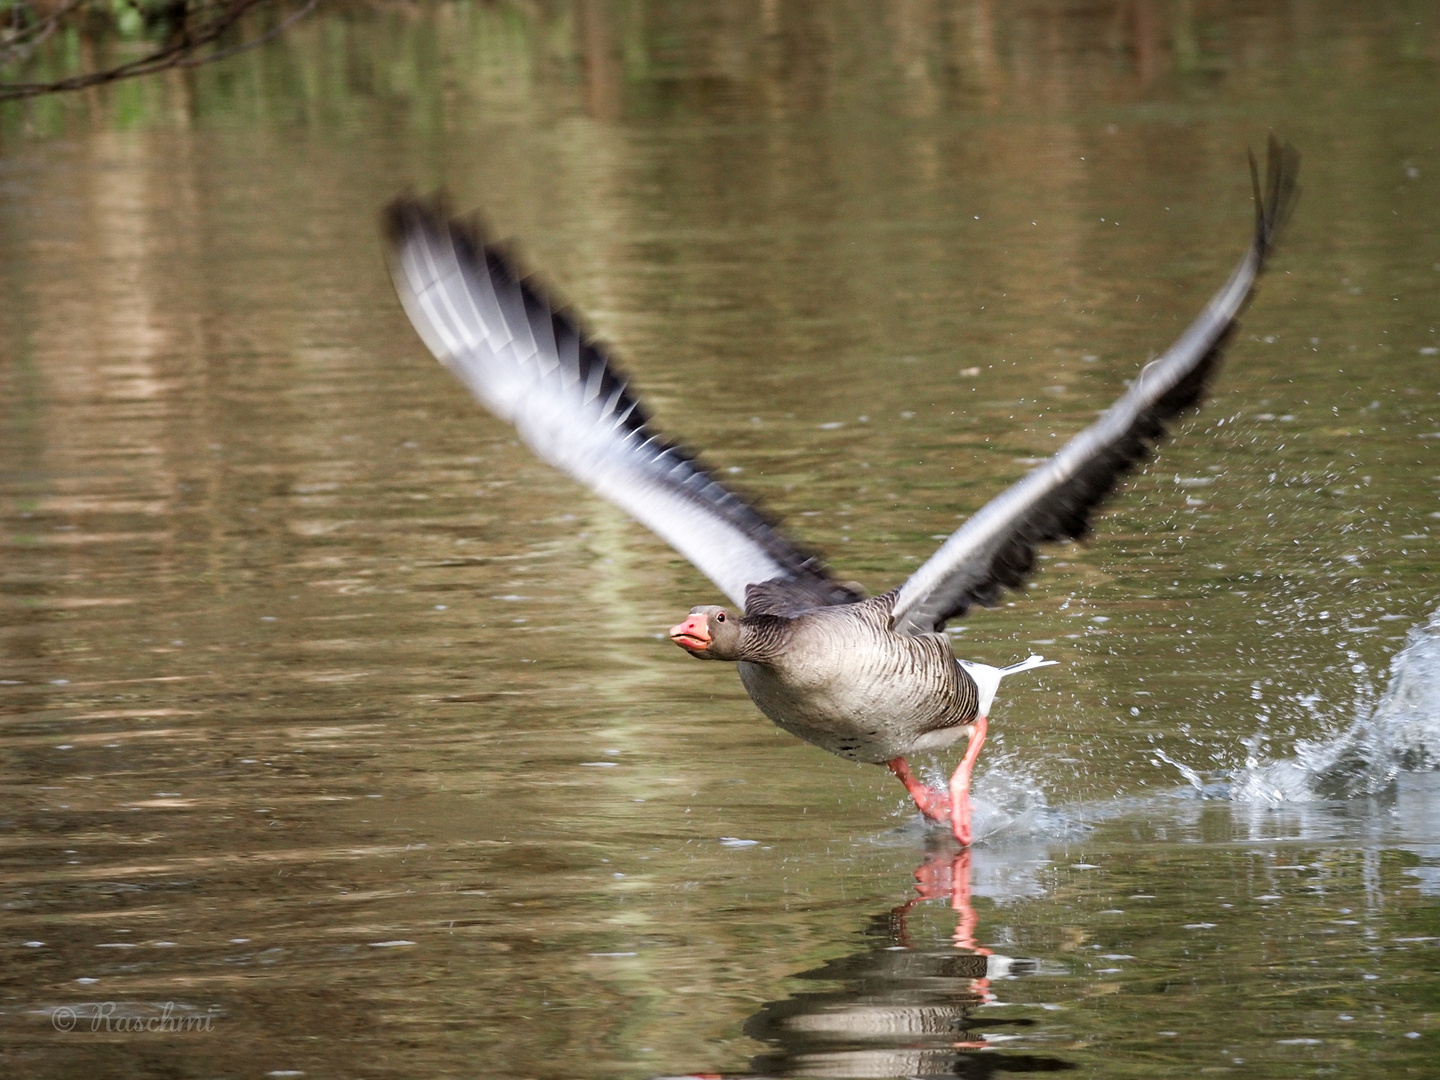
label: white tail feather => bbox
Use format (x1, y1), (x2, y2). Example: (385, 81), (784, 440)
(956, 654), (1059, 717)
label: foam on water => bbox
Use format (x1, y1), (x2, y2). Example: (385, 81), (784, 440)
(1233, 604), (1440, 803)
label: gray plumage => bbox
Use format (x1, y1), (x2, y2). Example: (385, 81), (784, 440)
(382, 138), (1299, 769)
(730, 593), (980, 762)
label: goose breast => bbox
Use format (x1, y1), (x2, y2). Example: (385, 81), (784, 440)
(737, 603), (978, 763)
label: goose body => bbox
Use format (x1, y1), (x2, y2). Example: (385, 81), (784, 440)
(383, 139), (1300, 845)
(730, 593), (978, 764)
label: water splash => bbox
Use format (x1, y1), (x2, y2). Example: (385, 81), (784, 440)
(971, 751), (1081, 841)
(896, 751), (1082, 844)
(1234, 604), (1440, 803)
(1151, 748), (1205, 792)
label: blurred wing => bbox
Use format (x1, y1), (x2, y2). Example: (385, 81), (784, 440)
(891, 137), (1300, 636)
(383, 197), (862, 612)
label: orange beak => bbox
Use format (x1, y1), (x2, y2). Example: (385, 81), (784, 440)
(668, 613), (712, 651)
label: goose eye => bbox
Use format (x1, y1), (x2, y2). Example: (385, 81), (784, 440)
(715, 612), (726, 623)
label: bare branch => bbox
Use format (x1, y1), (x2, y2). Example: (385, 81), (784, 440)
(0, 0), (87, 67)
(0, 0), (320, 101)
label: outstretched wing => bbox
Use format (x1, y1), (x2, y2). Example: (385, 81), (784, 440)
(383, 198), (862, 613)
(890, 137), (1300, 637)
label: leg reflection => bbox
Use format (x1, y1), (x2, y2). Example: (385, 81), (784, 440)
(744, 843), (1066, 1077)
(897, 845), (994, 1016)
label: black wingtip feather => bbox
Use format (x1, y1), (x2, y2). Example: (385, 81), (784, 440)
(920, 140), (1299, 631)
(384, 194), (615, 366)
(1255, 135), (1302, 261)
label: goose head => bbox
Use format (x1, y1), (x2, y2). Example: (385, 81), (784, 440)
(669, 605), (743, 661)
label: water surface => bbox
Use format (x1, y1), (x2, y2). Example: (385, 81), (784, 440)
(2, 2), (1439, 1076)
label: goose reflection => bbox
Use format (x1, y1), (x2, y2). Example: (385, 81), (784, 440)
(739, 844), (1074, 1079)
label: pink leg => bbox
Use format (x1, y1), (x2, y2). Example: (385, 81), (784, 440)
(887, 756), (952, 823)
(948, 714), (988, 847)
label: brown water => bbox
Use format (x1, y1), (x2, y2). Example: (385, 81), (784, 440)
(3, 2), (1440, 1077)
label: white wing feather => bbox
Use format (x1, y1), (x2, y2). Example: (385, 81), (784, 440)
(384, 200), (857, 611)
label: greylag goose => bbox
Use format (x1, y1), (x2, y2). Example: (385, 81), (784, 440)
(383, 138), (1299, 846)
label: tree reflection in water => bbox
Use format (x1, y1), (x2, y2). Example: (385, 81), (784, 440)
(736, 846), (1073, 1079)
